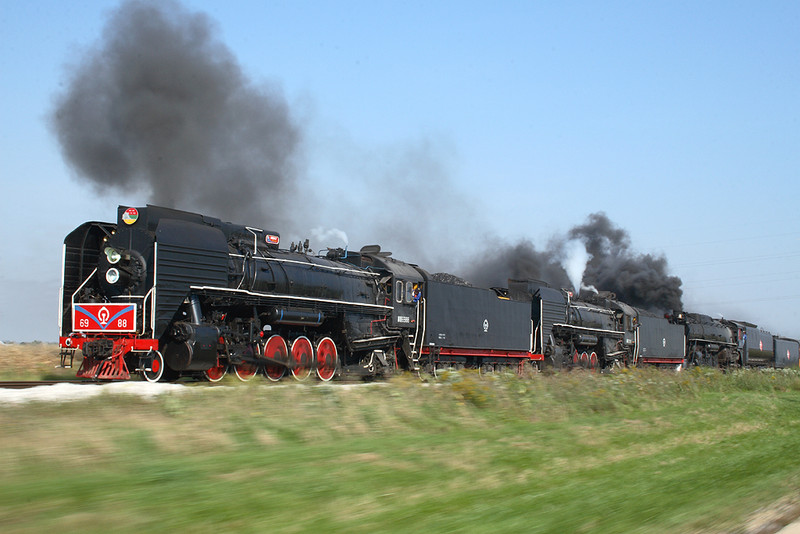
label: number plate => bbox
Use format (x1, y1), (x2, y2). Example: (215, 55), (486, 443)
(73, 303), (137, 332)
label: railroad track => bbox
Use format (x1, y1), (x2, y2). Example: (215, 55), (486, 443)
(0, 380), (102, 389)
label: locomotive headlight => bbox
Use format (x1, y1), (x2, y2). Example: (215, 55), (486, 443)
(104, 247), (121, 264)
(106, 268), (120, 284)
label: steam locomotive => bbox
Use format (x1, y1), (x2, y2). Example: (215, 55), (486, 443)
(58, 205), (799, 381)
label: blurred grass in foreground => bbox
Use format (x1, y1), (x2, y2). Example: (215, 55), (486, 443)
(0, 367), (799, 533)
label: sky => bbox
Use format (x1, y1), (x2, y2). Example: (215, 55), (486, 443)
(1, 0), (798, 342)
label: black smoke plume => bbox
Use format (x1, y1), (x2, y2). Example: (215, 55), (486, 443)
(464, 239), (570, 290)
(464, 213), (683, 312)
(569, 213), (683, 312)
(50, 0), (299, 228)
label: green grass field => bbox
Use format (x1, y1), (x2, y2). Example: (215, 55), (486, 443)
(1, 348), (800, 533)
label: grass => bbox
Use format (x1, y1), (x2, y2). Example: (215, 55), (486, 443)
(1, 346), (800, 532)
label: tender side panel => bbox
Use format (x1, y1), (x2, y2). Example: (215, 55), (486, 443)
(424, 281), (531, 351)
(744, 327), (775, 366)
(637, 314), (686, 362)
(774, 338), (800, 368)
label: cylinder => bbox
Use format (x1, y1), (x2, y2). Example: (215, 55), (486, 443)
(163, 322), (219, 371)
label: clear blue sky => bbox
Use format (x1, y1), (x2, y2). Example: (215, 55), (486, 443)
(1, 0), (798, 342)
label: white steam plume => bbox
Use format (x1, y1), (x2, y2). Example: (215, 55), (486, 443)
(564, 240), (591, 293)
(311, 227), (349, 249)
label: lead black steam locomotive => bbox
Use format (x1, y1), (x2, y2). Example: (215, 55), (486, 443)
(58, 205), (799, 381)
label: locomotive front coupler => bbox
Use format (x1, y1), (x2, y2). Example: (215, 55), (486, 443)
(83, 338), (115, 359)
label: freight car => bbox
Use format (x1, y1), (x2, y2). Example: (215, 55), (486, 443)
(58, 205), (798, 381)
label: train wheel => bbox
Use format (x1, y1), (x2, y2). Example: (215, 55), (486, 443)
(264, 363), (286, 381)
(204, 362), (228, 382)
(522, 360), (540, 376)
(316, 337), (338, 381)
(291, 337), (313, 381)
(433, 362), (453, 378)
(589, 352), (598, 371)
(263, 335), (288, 382)
(234, 362), (258, 381)
(142, 350), (165, 383)
(432, 363), (442, 377)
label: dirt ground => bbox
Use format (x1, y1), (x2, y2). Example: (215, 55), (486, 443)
(0, 342), (74, 379)
(745, 497), (800, 534)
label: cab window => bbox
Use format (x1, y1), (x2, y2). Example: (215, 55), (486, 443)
(395, 281), (403, 304)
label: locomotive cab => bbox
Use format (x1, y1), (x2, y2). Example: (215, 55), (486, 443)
(355, 246), (426, 330)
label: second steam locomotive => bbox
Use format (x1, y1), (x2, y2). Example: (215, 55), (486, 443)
(58, 205), (799, 381)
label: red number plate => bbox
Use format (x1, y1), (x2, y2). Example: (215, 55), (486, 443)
(73, 303), (137, 332)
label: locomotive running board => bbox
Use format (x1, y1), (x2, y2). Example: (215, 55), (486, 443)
(189, 285), (393, 312)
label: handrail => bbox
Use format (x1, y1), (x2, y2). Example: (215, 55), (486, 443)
(71, 268), (98, 306)
(139, 287), (154, 336)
